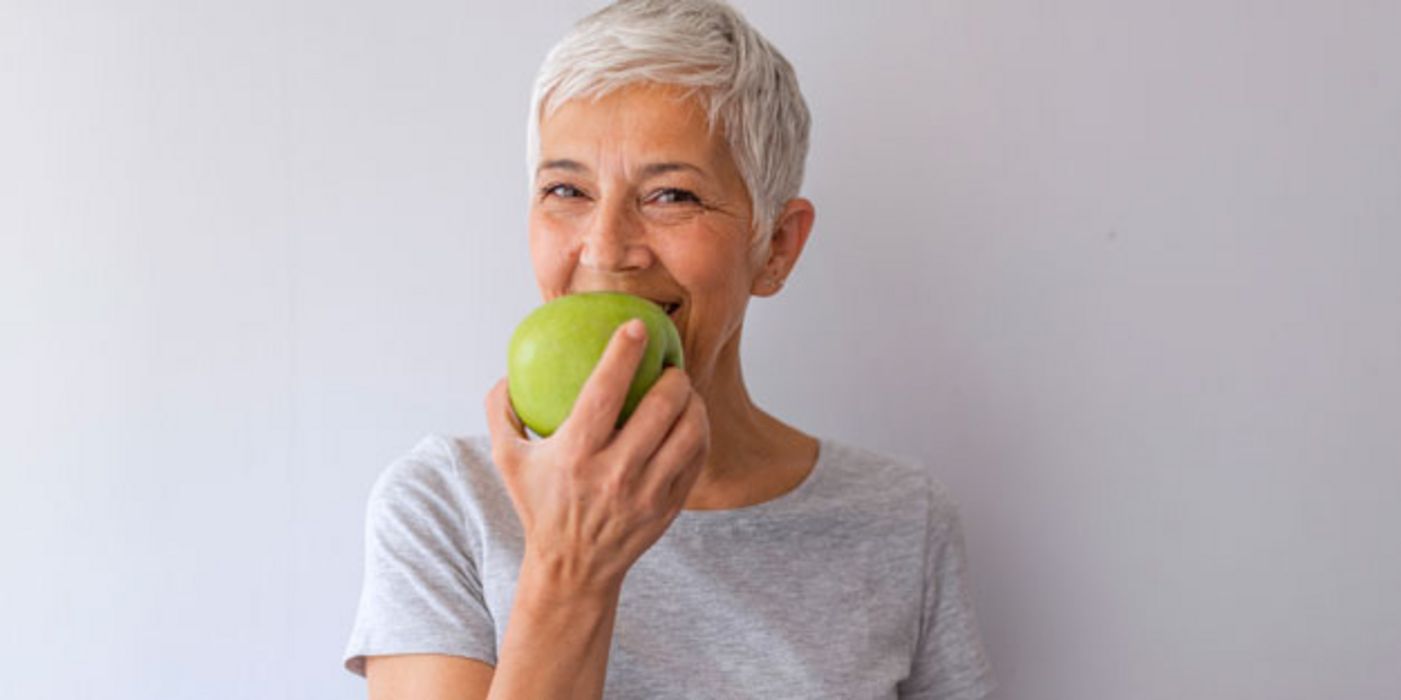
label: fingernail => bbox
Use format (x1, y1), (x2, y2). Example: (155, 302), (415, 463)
(624, 318), (646, 340)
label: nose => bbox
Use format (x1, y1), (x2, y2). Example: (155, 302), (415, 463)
(579, 197), (653, 271)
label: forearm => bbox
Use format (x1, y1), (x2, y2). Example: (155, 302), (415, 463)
(486, 555), (623, 700)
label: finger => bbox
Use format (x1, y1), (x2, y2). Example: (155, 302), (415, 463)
(611, 367), (691, 467)
(486, 378), (528, 462)
(666, 442), (707, 513)
(641, 391), (709, 506)
(559, 318), (649, 452)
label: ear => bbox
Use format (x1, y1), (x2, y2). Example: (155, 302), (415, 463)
(750, 197), (816, 297)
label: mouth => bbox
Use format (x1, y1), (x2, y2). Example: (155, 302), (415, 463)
(629, 294), (683, 327)
(648, 299), (683, 324)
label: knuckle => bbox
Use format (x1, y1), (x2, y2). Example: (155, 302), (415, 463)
(667, 371), (693, 395)
(601, 472), (629, 500)
(685, 400), (708, 432)
(642, 370), (674, 399)
(653, 388), (686, 418)
(668, 385), (693, 411)
(661, 366), (687, 385)
(633, 483), (668, 518)
(671, 410), (698, 439)
(668, 369), (694, 394)
(681, 393), (706, 421)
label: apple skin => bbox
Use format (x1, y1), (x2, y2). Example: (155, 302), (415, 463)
(508, 292), (685, 438)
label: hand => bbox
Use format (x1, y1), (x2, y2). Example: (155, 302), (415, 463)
(485, 319), (710, 595)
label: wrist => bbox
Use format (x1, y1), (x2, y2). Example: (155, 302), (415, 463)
(517, 549), (626, 606)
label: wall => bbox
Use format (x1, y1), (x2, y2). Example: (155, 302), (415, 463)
(3, 1), (1398, 697)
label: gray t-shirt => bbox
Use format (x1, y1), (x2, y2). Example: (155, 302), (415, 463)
(344, 434), (996, 699)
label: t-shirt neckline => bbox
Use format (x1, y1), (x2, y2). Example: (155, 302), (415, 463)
(672, 436), (830, 522)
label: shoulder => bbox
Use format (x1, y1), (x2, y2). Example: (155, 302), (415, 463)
(369, 433), (497, 494)
(363, 434), (514, 542)
(814, 437), (964, 531)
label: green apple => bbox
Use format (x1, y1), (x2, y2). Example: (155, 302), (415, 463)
(508, 291), (685, 438)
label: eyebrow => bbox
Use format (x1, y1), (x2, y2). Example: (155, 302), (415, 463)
(639, 162), (707, 179)
(535, 159), (709, 179)
(537, 158), (588, 174)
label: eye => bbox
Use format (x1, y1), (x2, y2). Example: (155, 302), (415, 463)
(540, 183), (586, 200)
(647, 188), (702, 205)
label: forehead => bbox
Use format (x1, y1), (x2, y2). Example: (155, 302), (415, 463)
(537, 83), (733, 173)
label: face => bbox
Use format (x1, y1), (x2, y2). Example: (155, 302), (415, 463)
(529, 83), (767, 390)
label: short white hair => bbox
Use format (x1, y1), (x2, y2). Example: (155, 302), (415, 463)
(526, 0), (811, 255)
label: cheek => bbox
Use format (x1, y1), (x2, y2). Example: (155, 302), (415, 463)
(527, 213), (576, 289)
(692, 244), (752, 292)
(664, 244), (753, 317)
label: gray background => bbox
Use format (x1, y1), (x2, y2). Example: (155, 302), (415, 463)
(3, 1), (1398, 698)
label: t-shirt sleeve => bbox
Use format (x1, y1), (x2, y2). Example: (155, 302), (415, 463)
(897, 472), (997, 700)
(342, 439), (497, 677)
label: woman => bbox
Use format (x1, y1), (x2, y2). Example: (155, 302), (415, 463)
(344, 1), (995, 698)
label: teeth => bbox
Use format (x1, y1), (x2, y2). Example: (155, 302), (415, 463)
(641, 297), (680, 315)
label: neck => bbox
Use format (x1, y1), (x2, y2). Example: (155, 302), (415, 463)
(684, 322), (817, 510)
